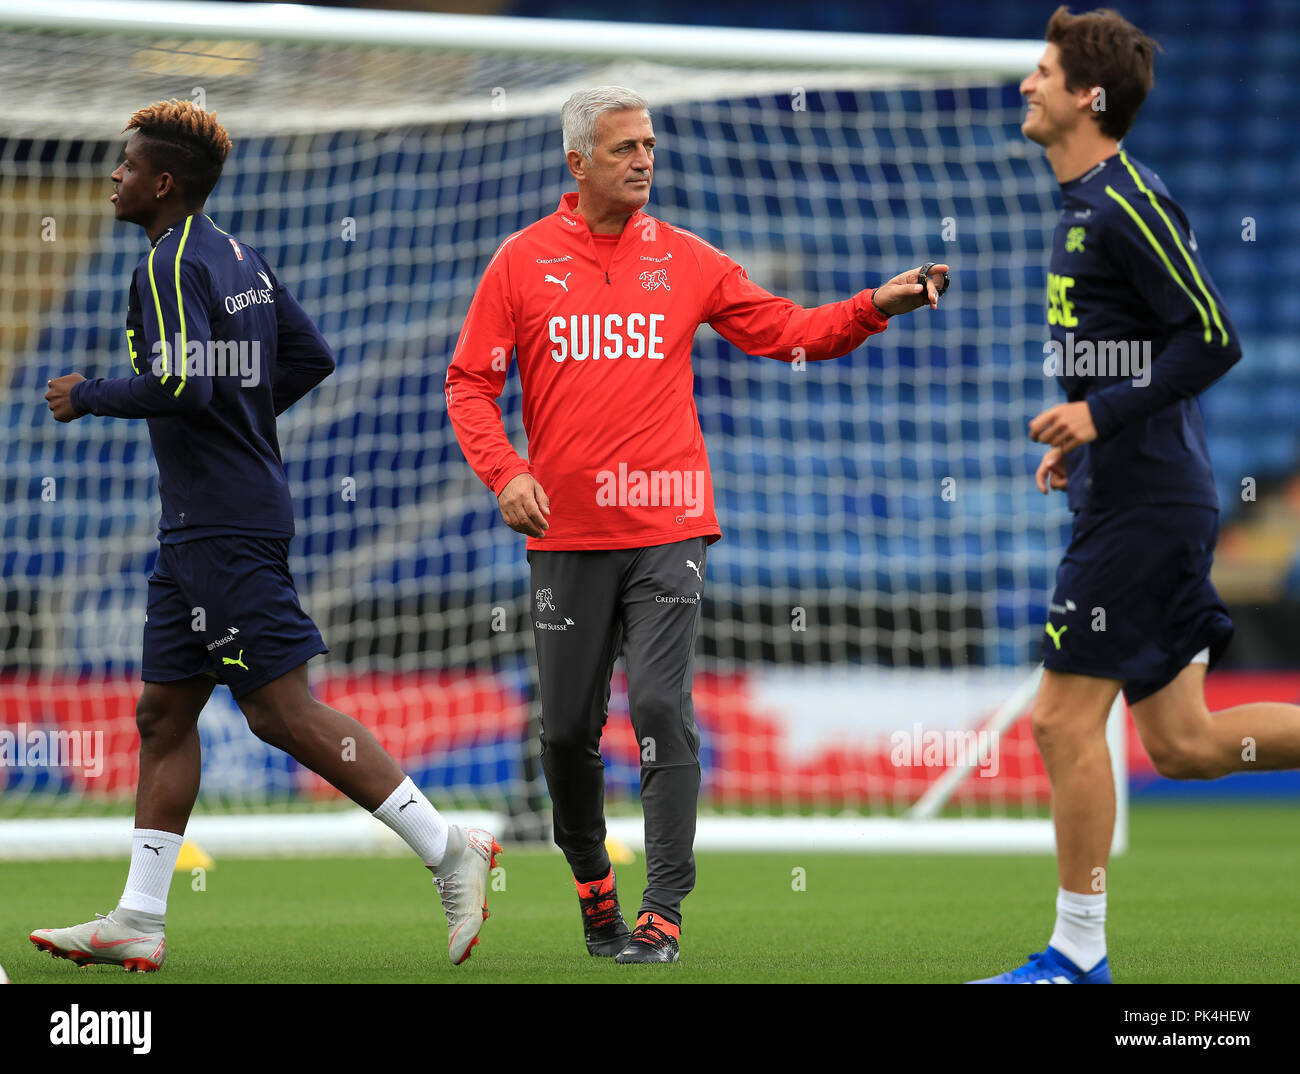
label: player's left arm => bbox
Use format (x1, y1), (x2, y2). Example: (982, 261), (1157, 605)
(1030, 186), (1242, 453)
(52, 242), (217, 422)
(269, 275), (336, 416)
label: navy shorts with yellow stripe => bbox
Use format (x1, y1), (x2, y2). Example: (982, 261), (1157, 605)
(142, 537), (327, 699)
(1042, 504), (1234, 704)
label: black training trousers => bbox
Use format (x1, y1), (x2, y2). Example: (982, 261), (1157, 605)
(528, 536), (706, 927)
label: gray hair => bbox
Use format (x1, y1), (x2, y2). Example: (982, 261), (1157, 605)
(561, 86), (650, 160)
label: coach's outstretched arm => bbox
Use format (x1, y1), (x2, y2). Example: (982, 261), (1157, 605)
(872, 264), (952, 316)
(697, 242), (949, 362)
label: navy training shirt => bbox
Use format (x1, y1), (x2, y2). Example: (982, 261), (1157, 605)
(71, 213), (335, 544)
(1045, 150), (1241, 514)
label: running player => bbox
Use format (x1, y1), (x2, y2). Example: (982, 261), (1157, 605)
(35, 100), (498, 971)
(446, 86), (948, 963)
(971, 7), (1300, 984)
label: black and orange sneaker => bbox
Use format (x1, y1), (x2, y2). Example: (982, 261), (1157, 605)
(614, 912), (680, 964)
(576, 867), (631, 957)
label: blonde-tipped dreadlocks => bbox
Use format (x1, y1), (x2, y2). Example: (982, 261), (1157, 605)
(124, 99), (233, 205)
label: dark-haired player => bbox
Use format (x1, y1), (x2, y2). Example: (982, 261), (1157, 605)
(971, 8), (1300, 984)
(34, 100), (498, 971)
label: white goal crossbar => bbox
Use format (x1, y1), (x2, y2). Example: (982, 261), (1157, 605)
(0, 0), (1042, 74)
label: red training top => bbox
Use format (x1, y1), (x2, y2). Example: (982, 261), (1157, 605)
(445, 192), (890, 551)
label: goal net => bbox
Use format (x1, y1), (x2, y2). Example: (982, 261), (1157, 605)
(0, 1), (1125, 855)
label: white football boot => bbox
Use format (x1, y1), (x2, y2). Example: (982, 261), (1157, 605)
(31, 909), (166, 972)
(433, 826), (501, 965)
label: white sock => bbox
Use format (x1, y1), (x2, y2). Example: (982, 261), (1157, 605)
(119, 828), (183, 916)
(1048, 887), (1107, 971)
(373, 776), (449, 869)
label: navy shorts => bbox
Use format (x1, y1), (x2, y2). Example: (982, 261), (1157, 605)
(1042, 504), (1234, 704)
(142, 537), (327, 699)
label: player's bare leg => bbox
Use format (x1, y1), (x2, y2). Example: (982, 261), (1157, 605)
(969, 669), (1124, 981)
(1130, 661), (1300, 778)
(1030, 669), (1123, 894)
(134, 676), (214, 832)
(30, 677), (212, 972)
(236, 662), (499, 964)
(236, 662), (405, 811)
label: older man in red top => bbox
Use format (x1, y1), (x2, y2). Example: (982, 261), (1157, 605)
(447, 86), (948, 963)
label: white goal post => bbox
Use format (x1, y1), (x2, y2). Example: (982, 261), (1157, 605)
(0, 1), (1124, 856)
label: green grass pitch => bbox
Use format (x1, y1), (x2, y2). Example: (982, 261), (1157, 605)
(2, 802), (1296, 984)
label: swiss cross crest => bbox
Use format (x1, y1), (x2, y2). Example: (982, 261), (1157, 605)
(639, 269), (671, 292)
